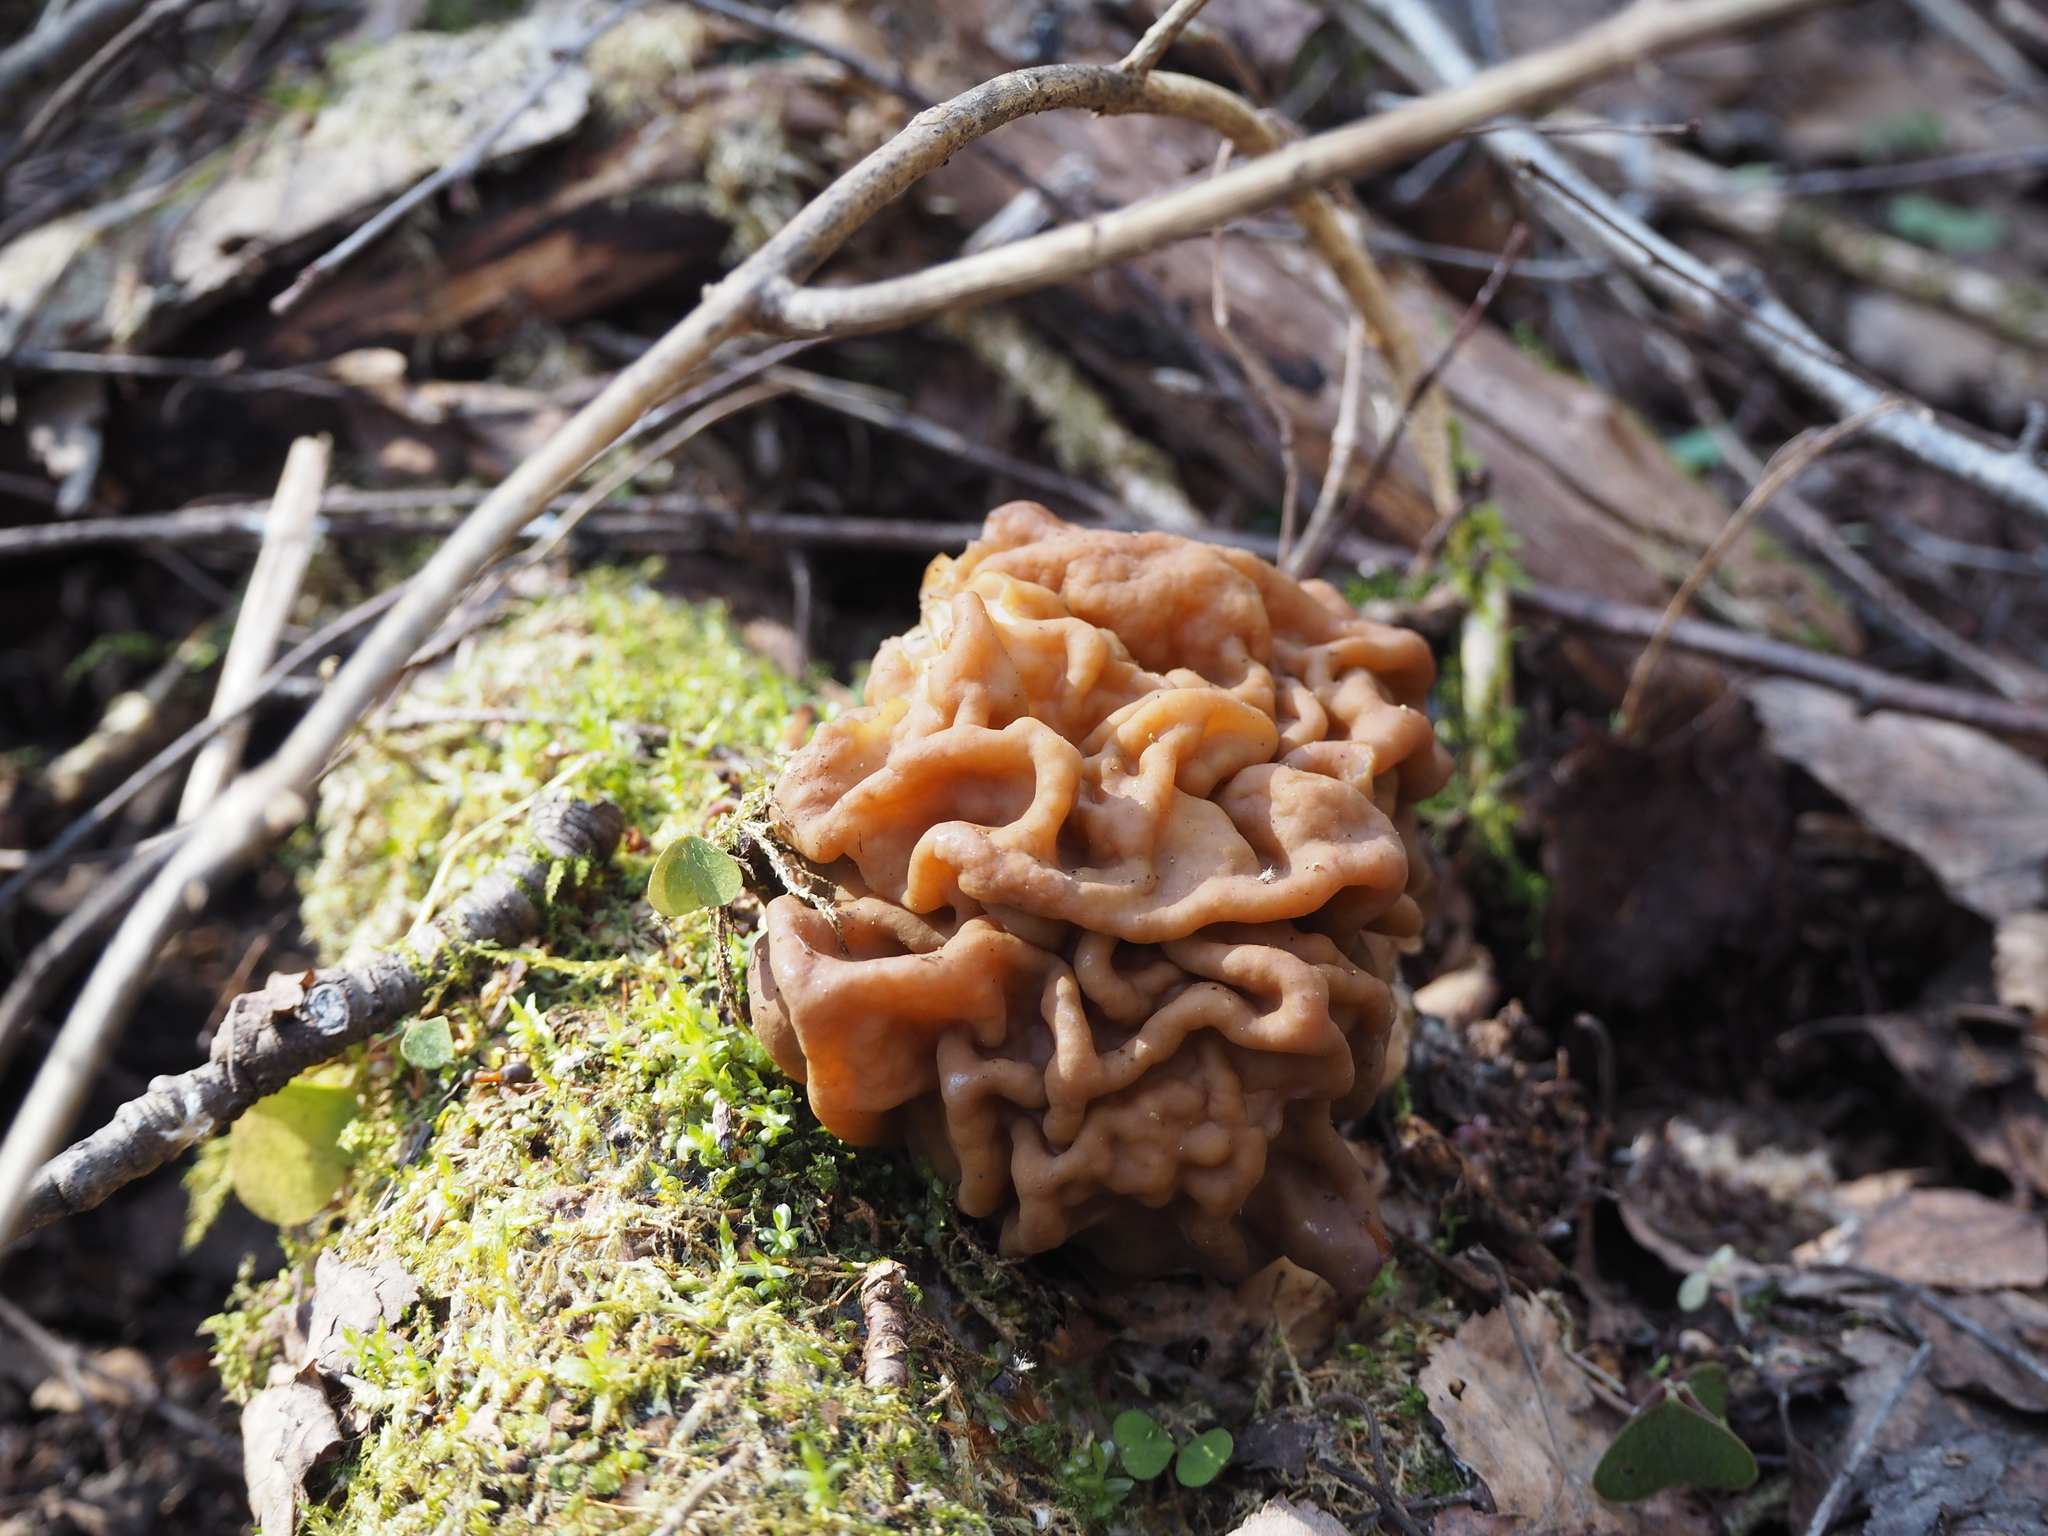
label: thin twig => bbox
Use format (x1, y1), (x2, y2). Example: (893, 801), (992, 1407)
(1210, 142), (1302, 554)
(1517, 581), (2048, 740)
(1618, 400), (1902, 735)
(675, 0), (927, 102)
(0, 581), (402, 917)
(178, 434), (330, 822)
(1644, 332), (2038, 701)
(1363, 1402), (1425, 1536)
(0, 0), (1838, 1249)
(1304, 314), (1369, 566)
(1824, 1265), (2048, 1394)
(1767, 142), (2048, 195)
(268, 0), (650, 316)
(0, 0), (200, 175)
(1472, 1248), (1583, 1517)
(1802, 1336), (1932, 1536)
(1362, 0), (2048, 529)
(1294, 222), (1527, 579)
(1122, 0), (1213, 79)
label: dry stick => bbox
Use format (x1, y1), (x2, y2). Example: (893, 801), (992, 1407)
(0, 0), (200, 175)
(1802, 1336), (1933, 1536)
(0, 580), (405, 917)
(1617, 399), (1903, 736)
(0, 0), (1839, 1250)
(765, 366), (1134, 526)
(267, 0), (649, 316)
(1770, 143), (2048, 195)
(177, 434), (329, 823)
(0, 1286), (121, 1464)
(1122, 0), (1214, 80)
(1517, 581), (2048, 739)
(1645, 333), (2036, 701)
(675, 0), (927, 101)
(1293, 222), (1528, 579)
(1363, 1401), (1425, 1536)
(1363, 0), (2048, 529)
(1210, 142), (1302, 558)
(8, 348), (356, 399)
(19, 797), (624, 1234)
(521, 379), (793, 565)
(860, 1259), (911, 1390)
(1306, 313), (1368, 552)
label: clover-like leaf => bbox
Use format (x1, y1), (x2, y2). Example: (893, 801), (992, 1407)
(229, 1068), (360, 1227)
(400, 1016), (454, 1070)
(1112, 1410), (1173, 1481)
(1681, 1361), (1731, 1421)
(1175, 1427), (1233, 1488)
(1592, 1385), (1757, 1503)
(648, 834), (744, 916)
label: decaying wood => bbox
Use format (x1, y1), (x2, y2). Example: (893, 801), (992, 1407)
(18, 796), (623, 1235)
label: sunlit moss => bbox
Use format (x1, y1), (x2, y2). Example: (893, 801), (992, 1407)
(204, 566), (1460, 1534)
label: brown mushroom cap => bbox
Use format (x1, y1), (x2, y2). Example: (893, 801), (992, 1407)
(749, 503), (1450, 1295)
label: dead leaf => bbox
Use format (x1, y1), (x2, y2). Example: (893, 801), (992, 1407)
(306, 1251), (421, 1375)
(1747, 679), (2048, 919)
(26, 1345), (154, 1412)
(242, 1368), (343, 1536)
(1419, 1295), (1709, 1534)
(1996, 912), (2048, 1024)
(1793, 1188), (2048, 1289)
(1906, 1290), (2048, 1414)
(1226, 1495), (1352, 1536)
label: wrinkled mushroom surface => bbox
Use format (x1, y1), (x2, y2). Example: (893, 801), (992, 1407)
(748, 504), (1450, 1295)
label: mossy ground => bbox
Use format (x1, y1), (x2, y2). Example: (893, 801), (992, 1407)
(197, 566), (1467, 1534)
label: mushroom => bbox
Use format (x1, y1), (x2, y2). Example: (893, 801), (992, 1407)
(748, 503), (1449, 1295)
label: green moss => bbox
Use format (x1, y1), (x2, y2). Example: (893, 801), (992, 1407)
(203, 567), (1462, 1534)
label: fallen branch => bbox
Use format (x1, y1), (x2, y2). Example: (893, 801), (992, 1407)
(1517, 582), (2048, 741)
(18, 796), (623, 1235)
(1362, 0), (2048, 529)
(0, 0), (1836, 1249)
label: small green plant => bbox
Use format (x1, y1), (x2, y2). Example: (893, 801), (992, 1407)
(398, 1015), (454, 1069)
(227, 1065), (360, 1226)
(779, 1434), (851, 1513)
(1593, 1363), (1756, 1502)
(647, 833), (744, 916)
(1059, 1436), (1133, 1524)
(1887, 193), (2003, 255)
(1110, 1410), (1235, 1488)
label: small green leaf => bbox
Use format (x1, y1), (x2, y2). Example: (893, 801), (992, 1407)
(648, 834), (744, 916)
(1682, 1361), (1731, 1421)
(1592, 1387), (1757, 1502)
(1175, 1428), (1233, 1488)
(1112, 1410), (1173, 1480)
(1888, 193), (2003, 255)
(1677, 1271), (1711, 1312)
(401, 1016), (455, 1070)
(229, 1070), (360, 1227)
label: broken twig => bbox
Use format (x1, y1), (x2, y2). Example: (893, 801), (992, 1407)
(860, 1259), (911, 1390)
(1619, 399), (1904, 735)
(19, 797), (624, 1235)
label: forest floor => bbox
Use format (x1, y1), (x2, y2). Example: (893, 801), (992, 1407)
(4, 0), (2048, 1532)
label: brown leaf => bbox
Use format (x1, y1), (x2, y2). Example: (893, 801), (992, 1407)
(242, 1368), (343, 1536)
(305, 1251), (421, 1377)
(1749, 679), (2048, 919)
(1795, 1188), (2048, 1290)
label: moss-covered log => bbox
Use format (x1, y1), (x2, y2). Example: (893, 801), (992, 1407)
(196, 570), (1464, 1536)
